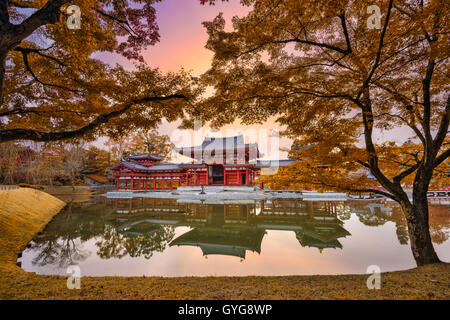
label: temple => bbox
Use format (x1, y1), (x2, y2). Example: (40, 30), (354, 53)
(110, 135), (295, 191)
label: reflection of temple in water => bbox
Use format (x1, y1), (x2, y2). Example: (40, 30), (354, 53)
(110, 198), (351, 259)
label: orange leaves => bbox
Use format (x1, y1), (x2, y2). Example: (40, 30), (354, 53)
(2, 1), (204, 143)
(197, 0), (449, 195)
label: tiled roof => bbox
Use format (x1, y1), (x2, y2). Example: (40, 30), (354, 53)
(174, 135), (261, 161)
(148, 163), (181, 171)
(111, 161), (181, 171)
(177, 163), (208, 167)
(127, 153), (164, 160)
(110, 158), (297, 171)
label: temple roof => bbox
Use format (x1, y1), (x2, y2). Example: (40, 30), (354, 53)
(127, 153), (164, 161)
(302, 224), (351, 242)
(173, 135), (261, 161)
(296, 233), (344, 249)
(169, 227), (265, 258)
(110, 161), (181, 171)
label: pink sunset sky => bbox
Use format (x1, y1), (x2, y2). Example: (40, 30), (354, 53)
(95, 0), (413, 161)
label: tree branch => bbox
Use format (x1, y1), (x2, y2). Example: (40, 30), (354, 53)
(19, 48), (79, 93)
(0, 94), (189, 142)
(14, 46), (66, 67)
(434, 148), (450, 168)
(237, 36), (350, 58)
(393, 163), (420, 183)
(11, 0), (71, 48)
(432, 94), (449, 154)
(422, 59), (435, 149)
(356, 0), (394, 101)
(339, 13), (352, 54)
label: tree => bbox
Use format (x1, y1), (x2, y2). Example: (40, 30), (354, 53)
(64, 144), (85, 190)
(29, 143), (66, 186)
(83, 146), (111, 175)
(126, 129), (174, 160)
(198, 0), (449, 265)
(0, 1), (201, 143)
(105, 137), (129, 163)
(0, 142), (22, 184)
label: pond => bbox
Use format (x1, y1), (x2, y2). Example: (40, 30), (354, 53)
(21, 197), (450, 277)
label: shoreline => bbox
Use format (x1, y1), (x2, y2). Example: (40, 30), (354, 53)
(104, 188), (347, 201)
(0, 188), (448, 300)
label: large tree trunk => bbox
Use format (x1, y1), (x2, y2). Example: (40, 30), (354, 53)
(400, 185), (441, 266)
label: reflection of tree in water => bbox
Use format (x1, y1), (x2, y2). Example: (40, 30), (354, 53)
(386, 205), (448, 245)
(351, 202), (408, 245)
(29, 199), (177, 265)
(336, 206), (352, 221)
(356, 212), (388, 227)
(95, 224), (175, 259)
(350, 202), (449, 245)
(31, 237), (90, 268)
(26, 198), (449, 269)
(428, 205), (450, 244)
(29, 202), (99, 268)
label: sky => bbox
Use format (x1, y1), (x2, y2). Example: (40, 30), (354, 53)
(94, 0), (414, 161)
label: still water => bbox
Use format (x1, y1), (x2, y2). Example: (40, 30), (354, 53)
(21, 197), (450, 277)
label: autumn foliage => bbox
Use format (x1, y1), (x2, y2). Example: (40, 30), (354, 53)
(0, 1), (201, 143)
(198, 0), (449, 265)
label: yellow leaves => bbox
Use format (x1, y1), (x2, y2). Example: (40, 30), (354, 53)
(197, 0), (449, 196)
(267, 137), (448, 192)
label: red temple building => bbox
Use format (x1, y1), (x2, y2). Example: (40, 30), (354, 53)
(110, 135), (295, 191)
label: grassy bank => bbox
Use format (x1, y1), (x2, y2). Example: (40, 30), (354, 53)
(43, 185), (95, 203)
(0, 188), (448, 300)
(43, 185), (94, 195)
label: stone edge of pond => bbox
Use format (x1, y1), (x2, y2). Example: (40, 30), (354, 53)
(0, 189), (448, 300)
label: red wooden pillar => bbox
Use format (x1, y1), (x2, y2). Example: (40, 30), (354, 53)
(245, 168), (249, 185)
(116, 178), (119, 190)
(131, 177), (134, 190)
(170, 178), (173, 190)
(162, 178), (165, 190)
(206, 166), (209, 185)
(154, 178), (156, 190)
